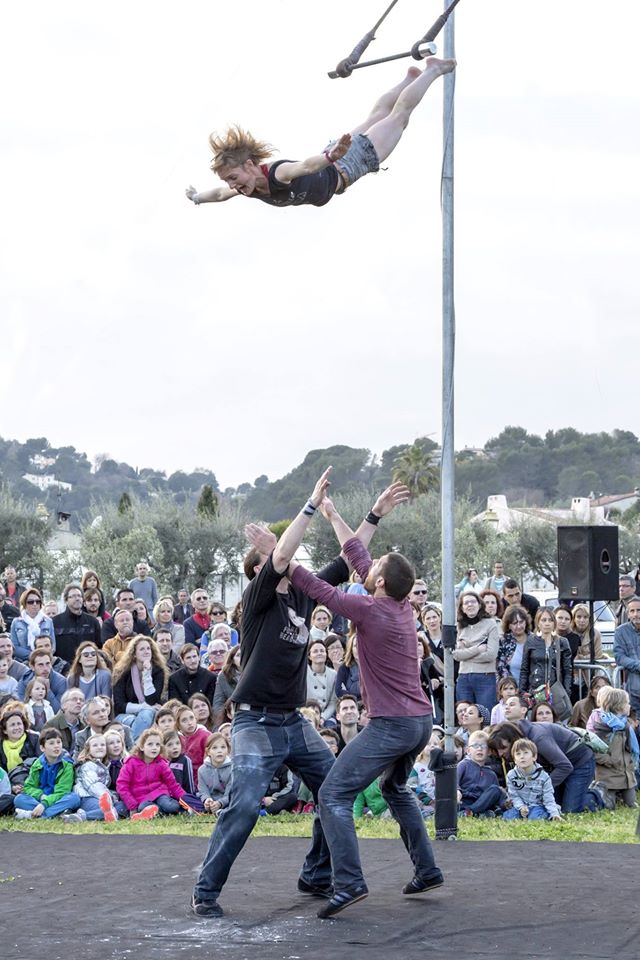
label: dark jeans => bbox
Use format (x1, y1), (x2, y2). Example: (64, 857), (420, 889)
(194, 709), (335, 902)
(557, 756), (598, 813)
(455, 673), (497, 712)
(318, 714), (442, 892)
(461, 784), (503, 815)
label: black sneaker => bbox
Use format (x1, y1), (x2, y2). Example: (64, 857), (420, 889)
(402, 875), (444, 895)
(317, 884), (368, 919)
(191, 894), (224, 918)
(297, 877), (333, 898)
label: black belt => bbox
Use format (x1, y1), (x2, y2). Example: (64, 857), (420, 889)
(237, 702), (298, 716)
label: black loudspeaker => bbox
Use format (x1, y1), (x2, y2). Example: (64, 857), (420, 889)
(557, 526), (619, 601)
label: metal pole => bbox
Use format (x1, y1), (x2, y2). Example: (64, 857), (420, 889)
(435, 2), (458, 840)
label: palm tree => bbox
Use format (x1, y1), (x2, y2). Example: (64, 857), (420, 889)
(392, 444), (440, 496)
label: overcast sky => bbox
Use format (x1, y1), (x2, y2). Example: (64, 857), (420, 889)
(2, 1), (638, 488)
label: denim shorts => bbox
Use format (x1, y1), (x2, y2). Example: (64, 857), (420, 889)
(325, 133), (380, 190)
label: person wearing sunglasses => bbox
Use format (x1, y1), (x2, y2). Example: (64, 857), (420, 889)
(409, 580), (429, 610)
(10, 588), (56, 663)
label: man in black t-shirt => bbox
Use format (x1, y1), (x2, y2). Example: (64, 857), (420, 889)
(192, 473), (409, 918)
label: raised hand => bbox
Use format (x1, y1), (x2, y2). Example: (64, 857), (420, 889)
(245, 523), (278, 555)
(372, 481), (411, 518)
(319, 496), (338, 522)
(309, 466), (332, 508)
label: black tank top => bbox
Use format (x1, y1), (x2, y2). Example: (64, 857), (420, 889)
(255, 160), (339, 207)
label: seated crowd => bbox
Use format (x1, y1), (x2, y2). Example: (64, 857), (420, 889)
(0, 560), (637, 824)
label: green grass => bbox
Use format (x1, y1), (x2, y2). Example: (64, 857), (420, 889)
(2, 807), (638, 843)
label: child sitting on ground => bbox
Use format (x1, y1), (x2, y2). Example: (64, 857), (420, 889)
(261, 765), (299, 816)
(0, 766), (15, 816)
(457, 730), (505, 817)
(176, 705), (210, 777)
(354, 777), (391, 819)
(24, 678), (55, 732)
(407, 731), (443, 818)
(64, 733), (118, 822)
(588, 686), (639, 809)
(117, 726), (189, 820)
(164, 730), (196, 792)
(14, 727), (81, 819)
(104, 727), (128, 817)
(491, 678), (519, 725)
(502, 738), (562, 821)
(197, 733), (232, 815)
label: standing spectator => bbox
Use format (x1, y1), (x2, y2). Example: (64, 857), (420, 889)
(173, 589), (193, 624)
(455, 568), (483, 597)
(153, 598), (185, 649)
(17, 649), (67, 712)
(453, 592), (500, 712)
(555, 606), (581, 661)
(101, 588), (151, 644)
(129, 562), (158, 622)
(112, 636), (167, 739)
(483, 561), (508, 594)
(183, 590), (212, 646)
(10, 589), (55, 663)
(409, 579), (429, 609)
(519, 609), (572, 702)
(45, 689), (86, 754)
(306, 641), (338, 723)
(496, 605), (532, 683)
(2, 567), (26, 609)
(13, 727), (81, 820)
(80, 571), (107, 619)
(571, 604), (605, 692)
(83, 589), (110, 625)
(614, 575), (636, 626)
(335, 634), (360, 700)
(65, 642), (112, 700)
(480, 589), (505, 621)
(613, 595), (640, 716)
(168, 644), (217, 705)
(502, 579), (540, 625)
(102, 609), (136, 664)
(52, 584), (102, 664)
(0, 585), (20, 629)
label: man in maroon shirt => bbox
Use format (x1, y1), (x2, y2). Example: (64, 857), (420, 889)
(288, 499), (443, 919)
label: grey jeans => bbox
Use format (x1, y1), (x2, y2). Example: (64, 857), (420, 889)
(318, 714), (443, 892)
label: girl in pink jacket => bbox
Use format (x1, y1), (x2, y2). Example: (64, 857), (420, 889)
(117, 726), (186, 820)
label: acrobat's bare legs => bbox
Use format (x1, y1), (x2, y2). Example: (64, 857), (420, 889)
(364, 57), (456, 163)
(349, 66), (423, 137)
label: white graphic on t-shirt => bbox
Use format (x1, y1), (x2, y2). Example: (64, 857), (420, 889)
(280, 608), (309, 647)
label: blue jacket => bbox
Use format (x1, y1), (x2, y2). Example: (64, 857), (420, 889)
(10, 616), (56, 662)
(457, 756), (499, 803)
(613, 622), (640, 699)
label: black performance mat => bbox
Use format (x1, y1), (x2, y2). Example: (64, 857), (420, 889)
(2, 833), (637, 960)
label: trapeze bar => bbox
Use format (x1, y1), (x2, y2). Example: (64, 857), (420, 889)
(328, 41), (437, 79)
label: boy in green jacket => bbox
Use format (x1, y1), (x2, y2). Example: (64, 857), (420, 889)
(14, 728), (81, 819)
(354, 779), (390, 819)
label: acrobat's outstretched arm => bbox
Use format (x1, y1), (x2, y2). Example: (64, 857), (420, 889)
(274, 134), (351, 185)
(185, 184), (239, 205)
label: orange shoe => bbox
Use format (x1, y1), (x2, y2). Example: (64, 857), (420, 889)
(99, 793), (118, 823)
(131, 804), (159, 821)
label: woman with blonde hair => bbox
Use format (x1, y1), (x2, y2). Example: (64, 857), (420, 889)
(153, 597), (185, 649)
(112, 636), (168, 740)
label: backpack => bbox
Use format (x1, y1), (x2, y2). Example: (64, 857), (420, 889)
(567, 727), (609, 755)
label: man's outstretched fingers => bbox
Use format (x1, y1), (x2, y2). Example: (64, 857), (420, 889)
(310, 466), (333, 507)
(372, 481), (411, 517)
(245, 523), (277, 555)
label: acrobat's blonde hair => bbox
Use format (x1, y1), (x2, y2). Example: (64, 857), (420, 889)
(209, 125), (275, 172)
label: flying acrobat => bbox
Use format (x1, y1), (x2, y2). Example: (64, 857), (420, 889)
(185, 57), (456, 209)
